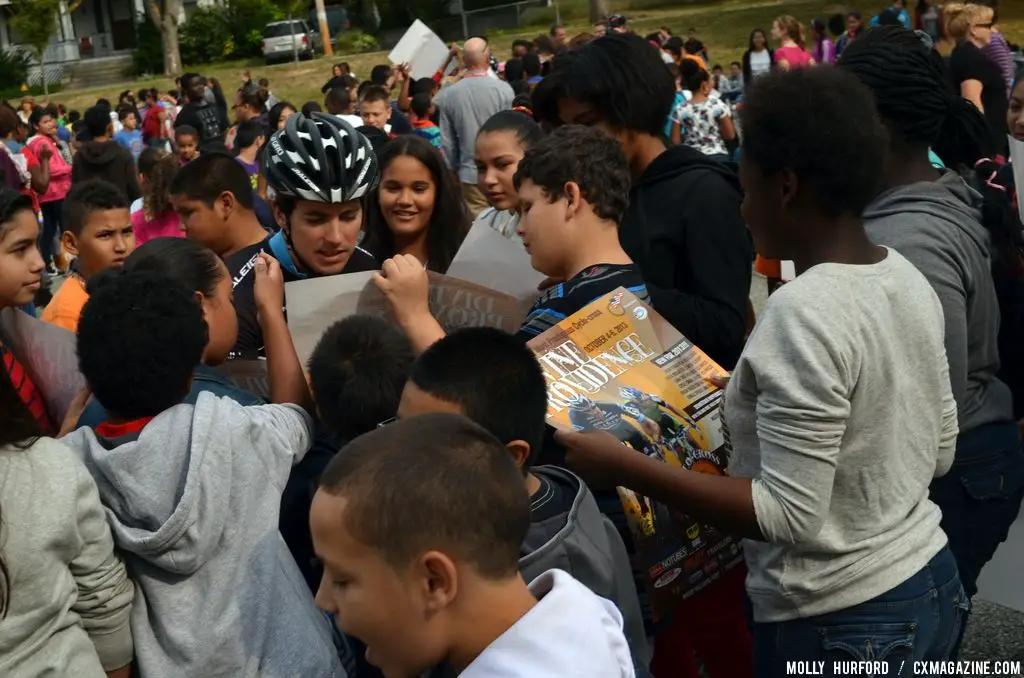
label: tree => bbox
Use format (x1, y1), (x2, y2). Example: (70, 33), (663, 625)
(589, 0), (610, 25)
(145, 0), (184, 77)
(8, 0), (62, 98)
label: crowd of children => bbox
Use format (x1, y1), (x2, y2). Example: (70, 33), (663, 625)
(1, 4), (1024, 677)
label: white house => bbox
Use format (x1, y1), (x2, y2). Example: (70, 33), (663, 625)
(0, 0), (217, 82)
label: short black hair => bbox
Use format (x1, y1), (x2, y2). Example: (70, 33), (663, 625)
(238, 88), (263, 112)
(95, 98), (112, 110)
(410, 77), (435, 96)
(325, 86), (352, 113)
(370, 64), (391, 86)
(740, 68), (887, 219)
(78, 270), (208, 419)
(234, 119), (264, 151)
(360, 85), (390, 106)
(534, 32), (675, 137)
(504, 58), (525, 84)
(664, 36), (684, 58)
(116, 105), (136, 122)
(478, 110), (542, 148)
(170, 152), (254, 210)
(175, 125), (198, 141)
(319, 412), (530, 578)
(410, 92), (432, 119)
(67, 110), (81, 124)
(258, 77), (270, 87)
(514, 124), (630, 224)
(301, 101), (322, 116)
(83, 106), (111, 138)
(308, 315), (414, 440)
(512, 39), (533, 52)
(62, 179), (130, 237)
(137, 147), (165, 177)
(411, 328), (548, 468)
(522, 52), (542, 77)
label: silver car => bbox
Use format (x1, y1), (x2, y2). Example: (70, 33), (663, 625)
(262, 20), (322, 64)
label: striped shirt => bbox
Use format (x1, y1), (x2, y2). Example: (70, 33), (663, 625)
(2, 347), (53, 434)
(515, 263), (649, 342)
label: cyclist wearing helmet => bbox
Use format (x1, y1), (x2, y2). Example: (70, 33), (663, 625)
(568, 394), (661, 454)
(226, 112), (381, 358)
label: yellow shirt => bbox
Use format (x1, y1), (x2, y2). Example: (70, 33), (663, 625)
(41, 275), (89, 334)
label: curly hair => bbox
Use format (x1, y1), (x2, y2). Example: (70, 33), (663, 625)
(513, 124), (630, 224)
(143, 154), (181, 220)
(79, 270), (208, 419)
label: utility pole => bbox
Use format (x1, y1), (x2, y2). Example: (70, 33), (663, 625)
(315, 0), (333, 57)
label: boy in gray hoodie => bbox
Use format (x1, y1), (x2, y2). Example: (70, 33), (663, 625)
(395, 327), (651, 673)
(62, 264), (345, 677)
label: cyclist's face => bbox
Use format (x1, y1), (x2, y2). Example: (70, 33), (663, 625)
(278, 199), (364, 276)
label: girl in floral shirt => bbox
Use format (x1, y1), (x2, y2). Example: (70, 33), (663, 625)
(671, 60), (736, 158)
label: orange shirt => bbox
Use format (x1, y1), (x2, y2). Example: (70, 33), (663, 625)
(684, 54), (708, 71)
(41, 275), (89, 334)
(755, 255), (782, 279)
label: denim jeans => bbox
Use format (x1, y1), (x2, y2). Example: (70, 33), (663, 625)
(930, 420), (1024, 599)
(753, 547), (968, 678)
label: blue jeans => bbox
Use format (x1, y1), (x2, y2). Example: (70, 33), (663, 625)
(930, 421), (1024, 599)
(753, 547), (968, 678)
(39, 200), (63, 268)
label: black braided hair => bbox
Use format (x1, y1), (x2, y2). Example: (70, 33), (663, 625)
(841, 26), (1024, 283)
(838, 26), (992, 165)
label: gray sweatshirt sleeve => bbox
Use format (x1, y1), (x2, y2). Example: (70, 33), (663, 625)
(884, 236), (970, 415)
(438, 98), (459, 174)
(243, 403), (314, 491)
(745, 301), (851, 545)
(68, 453), (135, 671)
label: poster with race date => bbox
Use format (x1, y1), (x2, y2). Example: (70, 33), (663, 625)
(527, 288), (744, 618)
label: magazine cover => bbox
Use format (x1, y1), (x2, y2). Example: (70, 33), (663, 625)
(527, 288), (744, 617)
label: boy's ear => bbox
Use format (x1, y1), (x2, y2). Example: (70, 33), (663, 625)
(563, 181), (582, 219)
(216, 190), (237, 220)
(418, 550), (459, 612)
(61, 230), (79, 258)
(271, 201), (288, 230)
(505, 440), (532, 472)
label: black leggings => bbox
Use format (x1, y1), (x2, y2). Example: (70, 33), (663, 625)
(39, 200), (63, 267)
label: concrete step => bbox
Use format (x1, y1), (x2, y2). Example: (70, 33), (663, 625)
(69, 56), (134, 89)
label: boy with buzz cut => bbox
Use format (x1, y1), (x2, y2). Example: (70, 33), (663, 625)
(63, 265), (344, 677)
(397, 327), (652, 674)
(310, 412), (636, 678)
(359, 85), (394, 136)
(377, 123), (648, 352)
(41, 179), (134, 333)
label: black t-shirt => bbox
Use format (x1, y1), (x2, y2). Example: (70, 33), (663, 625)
(530, 470), (575, 524)
(949, 42), (1009, 155)
(175, 102), (229, 146)
(226, 238), (378, 358)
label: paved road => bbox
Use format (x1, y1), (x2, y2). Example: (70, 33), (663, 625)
(965, 515), (1024, 664)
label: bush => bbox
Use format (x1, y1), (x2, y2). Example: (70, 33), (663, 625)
(0, 49), (32, 91)
(132, 19), (165, 76)
(179, 7), (235, 65)
(226, 0), (284, 58)
(334, 29), (379, 54)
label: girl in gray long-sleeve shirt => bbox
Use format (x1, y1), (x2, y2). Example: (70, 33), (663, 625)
(554, 67), (966, 674)
(842, 28), (1024, 613)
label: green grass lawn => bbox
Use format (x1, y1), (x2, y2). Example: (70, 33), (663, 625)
(21, 0), (1024, 113)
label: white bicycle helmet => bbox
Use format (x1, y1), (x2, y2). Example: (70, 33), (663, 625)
(265, 112), (379, 203)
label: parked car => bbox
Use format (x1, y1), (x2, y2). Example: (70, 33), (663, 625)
(309, 6), (351, 36)
(262, 20), (322, 64)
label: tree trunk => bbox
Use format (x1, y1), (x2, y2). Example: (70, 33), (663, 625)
(588, 0), (609, 25)
(162, 14), (181, 76)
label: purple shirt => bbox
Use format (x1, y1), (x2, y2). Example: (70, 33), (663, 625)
(982, 31), (1014, 96)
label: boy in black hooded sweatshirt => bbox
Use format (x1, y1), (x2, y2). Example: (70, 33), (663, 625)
(72, 107), (141, 202)
(533, 33), (753, 370)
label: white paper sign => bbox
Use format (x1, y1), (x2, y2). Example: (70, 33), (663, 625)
(285, 271), (530, 365)
(446, 220), (545, 306)
(388, 19), (450, 80)
(780, 260), (796, 282)
(1009, 136), (1024, 226)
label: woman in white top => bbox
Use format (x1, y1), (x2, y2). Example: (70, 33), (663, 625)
(742, 28), (775, 84)
(555, 67), (966, 676)
(471, 110), (543, 244)
(0, 362), (135, 677)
